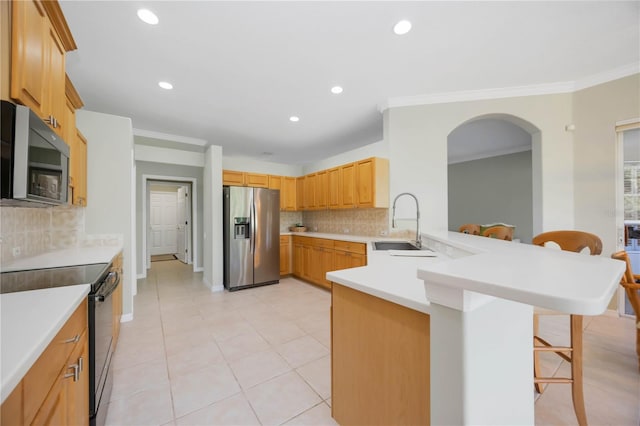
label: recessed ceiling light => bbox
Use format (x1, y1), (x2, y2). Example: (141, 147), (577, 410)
(331, 86), (343, 94)
(289, 116), (300, 122)
(158, 81), (173, 90)
(137, 9), (159, 25)
(393, 20), (412, 35)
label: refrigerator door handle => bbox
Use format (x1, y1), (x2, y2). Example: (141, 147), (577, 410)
(251, 199), (256, 254)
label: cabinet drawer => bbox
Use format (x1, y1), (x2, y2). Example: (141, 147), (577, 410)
(292, 235), (313, 245)
(334, 240), (366, 255)
(23, 299), (87, 423)
(311, 238), (334, 249)
(280, 235), (291, 244)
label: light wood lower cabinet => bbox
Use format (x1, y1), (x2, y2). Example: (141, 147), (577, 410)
(280, 235), (291, 276)
(331, 284), (430, 425)
(1, 299), (89, 426)
(292, 236), (366, 289)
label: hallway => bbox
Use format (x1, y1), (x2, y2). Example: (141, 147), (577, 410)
(106, 261), (639, 425)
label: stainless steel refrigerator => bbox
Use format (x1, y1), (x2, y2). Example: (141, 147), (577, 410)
(223, 186), (280, 290)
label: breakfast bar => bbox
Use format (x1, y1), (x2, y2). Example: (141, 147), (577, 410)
(327, 231), (626, 425)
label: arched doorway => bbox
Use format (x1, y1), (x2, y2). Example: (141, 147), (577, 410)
(447, 114), (541, 243)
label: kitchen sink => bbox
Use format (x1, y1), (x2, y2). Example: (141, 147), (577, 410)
(373, 241), (420, 251)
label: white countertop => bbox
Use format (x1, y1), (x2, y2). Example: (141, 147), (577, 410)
(1, 245), (123, 273)
(327, 231), (625, 316)
(0, 285), (90, 403)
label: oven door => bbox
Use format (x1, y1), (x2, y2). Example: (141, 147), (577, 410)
(90, 270), (119, 425)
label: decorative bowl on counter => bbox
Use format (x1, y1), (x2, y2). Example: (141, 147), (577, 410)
(289, 226), (307, 232)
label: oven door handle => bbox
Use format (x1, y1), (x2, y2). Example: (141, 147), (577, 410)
(93, 273), (120, 302)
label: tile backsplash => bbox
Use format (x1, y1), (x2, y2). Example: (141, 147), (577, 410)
(0, 205), (85, 264)
(301, 209), (390, 237)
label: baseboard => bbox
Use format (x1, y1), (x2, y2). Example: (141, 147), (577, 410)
(120, 313), (133, 323)
(137, 272), (146, 279)
(194, 266), (203, 272)
(211, 283), (224, 292)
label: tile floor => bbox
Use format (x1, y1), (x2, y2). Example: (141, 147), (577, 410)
(107, 260), (640, 425)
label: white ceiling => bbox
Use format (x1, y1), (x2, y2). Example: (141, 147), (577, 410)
(59, 1), (639, 165)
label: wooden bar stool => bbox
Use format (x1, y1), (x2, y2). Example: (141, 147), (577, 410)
(458, 224), (481, 235)
(481, 225), (513, 241)
(531, 230), (602, 426)
(611, 251), (640, 371)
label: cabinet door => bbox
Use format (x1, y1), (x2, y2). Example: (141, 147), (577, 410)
(320, 247), (334, 288)
(302, 244), (313, 280)
(65, 337), (89, 426)
(333, 250), (351, 271)
(45, 22), (66, 137)
(296, 177), (305, 211)
(245, 173), (269, 188)
(75, 131), (87, 206)
(355, 158), (374, 207)
(283, 177), (297, 211)
(293, 243), (304, 277)
(280, 236), (291, 275)
(223, 170), (245, 186)
(328, 167), (341, 209)
(340, 163), (356, 208)
(269, 175), (284, 210)
(11, 0), (48, 116)
(316, 170), (328, 210)
(304, 174), (317, 210)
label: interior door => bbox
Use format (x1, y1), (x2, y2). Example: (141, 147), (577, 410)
(149, 191), (178, 255)
(176, 186), (187, 263)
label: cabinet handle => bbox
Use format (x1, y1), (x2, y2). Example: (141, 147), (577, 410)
(44, 115), (58, 128)
(63, 334), (80, 344)
(78, 356), (84, 373)
(64, 363), (79, 382)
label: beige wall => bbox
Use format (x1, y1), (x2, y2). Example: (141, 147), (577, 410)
(573, 74), (640, 258)
(386, 92), (574, 235)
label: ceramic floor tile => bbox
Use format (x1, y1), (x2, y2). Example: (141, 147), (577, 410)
(296, 355), (331, 399)
(284, 401), (337, 426)
(167, 340), (226, 378)
(217, 329), (270, 360)
(109, 261), (639, 425)
(105, 382), (174, 426)
(229, 349), (292, 390)
(174, 393), (261, 426)
(276, 335), (330, 368)
(170, 363), (241, 418)
(110, 357), (169, 401)
(245, 371), (322, 425)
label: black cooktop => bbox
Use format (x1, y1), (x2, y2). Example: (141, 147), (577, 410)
(0, 263), (110, 294)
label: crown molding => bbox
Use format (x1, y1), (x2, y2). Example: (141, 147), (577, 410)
(573, 62), (640, 91)
(379, 62), (640, 112)
(133, 128), (207, 146)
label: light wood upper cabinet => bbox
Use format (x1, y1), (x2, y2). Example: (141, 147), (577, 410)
(66, 76), (86, 206)
(282, 177), (297, 211)
(223, 170), (269, 188)
(340, 162), (357, 208)
(328, 167), (341, 209)
(296, 176), (304, 211)
(11, 0), (77, 137)
(355, 157), (389, 208)
(303, 173), (317, 210)
(222, 170), (245, 186)
(245, 173), (268, 188)
(316, 170), (328, 210)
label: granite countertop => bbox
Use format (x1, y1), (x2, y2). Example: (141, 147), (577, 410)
(0, 285), (90, 403)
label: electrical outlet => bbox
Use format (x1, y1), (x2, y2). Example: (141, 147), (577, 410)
(12, 247), (21, 257)
(343, 228), (350, 234)
(380, 230), (388, 236)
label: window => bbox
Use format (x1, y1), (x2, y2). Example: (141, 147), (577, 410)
(623, 162), (640, 220)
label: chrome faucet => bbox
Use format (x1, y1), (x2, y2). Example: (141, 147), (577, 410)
(391, 192), (421, 249)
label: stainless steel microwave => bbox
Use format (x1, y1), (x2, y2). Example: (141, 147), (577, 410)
(1, 101), (69, 205)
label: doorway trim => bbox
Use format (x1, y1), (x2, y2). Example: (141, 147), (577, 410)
(615, 118), (640, 317)
(142, 174), (200, 278)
